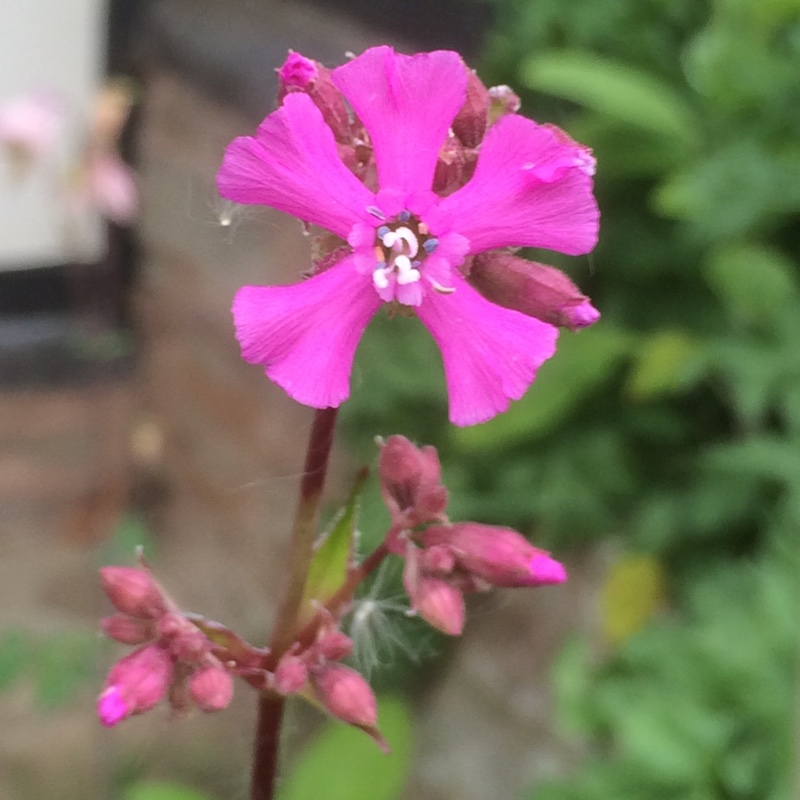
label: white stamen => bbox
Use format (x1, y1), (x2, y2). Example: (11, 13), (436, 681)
(429, 278), (456, 294)
(381, 230), (398, 249)
(394, 255), (421, 285)
(373, 267), (390, 289)
(393, 226), (419, 258)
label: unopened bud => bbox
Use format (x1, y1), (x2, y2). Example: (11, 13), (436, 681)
(403, 548), (464, 635)
(277, 51), (350, 142)
(100, 566), (166, 619)
(274, 654), (308, 695)
(433, 134), (470, 196)
(423, 523), (568, 588)
(157, 613), (210, 664)
(467, 252), (599, 331)
(98, 644), (173, 726)
(452, 68), (490, 148)
(101, 613), (153, 645)
(189, 663), (234, 712)
(316, 629), (354, 661)
(378, 435), (448, 526)
(488, 85), (521, 124)
(311, 663), (377, 728)
(411, 575), (465, 636)
(419, 545), (455, 575)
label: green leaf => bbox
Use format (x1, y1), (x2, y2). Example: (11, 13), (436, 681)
(299, 469), (368, 626)
(520, 52), (696, 143)
(626, 330), (701, 400)
(278, 696), (413, 800)
(703, 243), (798, 324)
(124, 782), (216, 800)
(453, 325), (632, 452)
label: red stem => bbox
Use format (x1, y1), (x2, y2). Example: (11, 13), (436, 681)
(249, 406), (338, 800)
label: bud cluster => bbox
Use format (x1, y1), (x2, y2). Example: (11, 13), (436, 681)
(271, 610), (386, 749)
(97, 565), (233, 727)
(275, 51), (598, 329)
(378, 436), (567, 636)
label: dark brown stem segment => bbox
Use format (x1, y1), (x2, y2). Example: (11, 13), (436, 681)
(250, 693), (285, 800)
(250, 406), (338, 800)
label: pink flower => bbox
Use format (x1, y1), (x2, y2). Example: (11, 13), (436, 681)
(218, 47), (599, 425)
(0, 92), (63, 164)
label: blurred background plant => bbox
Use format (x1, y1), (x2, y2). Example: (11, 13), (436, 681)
(342, 0), (800, 797)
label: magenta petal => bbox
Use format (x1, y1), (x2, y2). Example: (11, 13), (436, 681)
(416, 274), (559, 426)
(439, 115), (599, 255)
(97, 686), (128, 727)
(217, 93), (373, 238)
(332, 46), (467, 196)
(528, 554), (568, 585)
(233, 258), (382, 408)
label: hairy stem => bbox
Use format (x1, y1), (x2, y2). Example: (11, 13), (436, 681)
(269, 406), (339, 654)
(280, 537), (394, 659)
(250, 406), (339, 800)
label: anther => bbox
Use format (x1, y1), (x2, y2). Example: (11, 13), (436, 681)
(423, 238), (439, 254)
(376, 225), (390, 238)
(367, 206), (386, 220)
(397, 210), (411, 223)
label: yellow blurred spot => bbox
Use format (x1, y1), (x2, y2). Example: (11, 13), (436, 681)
(601, 554), (666, 645)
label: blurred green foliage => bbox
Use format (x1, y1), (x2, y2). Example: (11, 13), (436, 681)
(278, 696), (413, 800)
(536, 537), (796, 800)
(342, 0), (799, 796)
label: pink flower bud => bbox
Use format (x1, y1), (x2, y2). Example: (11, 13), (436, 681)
(277, 51), (318, 90)
(467, 252), (599, 331)
(157, 613), (210, 664)
(422, 522), (567, 587)
(276, 51), (351, 143)
(433, 134), (470, 196)
(99, 566), (166, 619)
(488, 84), (521, 123)
(564, 299), (601, 329)
(98, 644), (173, 726)
(101, 613), (153, 645)
(403, 547), (464, 635)
(315, 629), (354, 661)
(189, 663), (234, 712)
(410, 575), (465, 636)
(311, 664), (378, 728)
(419, 545), (455, 575)
(452, 68), (490, 148)
(423, 524), (568, 588)
(378, 435), (448, 527)
(274, 654), (309, 695)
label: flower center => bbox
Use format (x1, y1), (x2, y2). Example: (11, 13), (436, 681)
(371, 211), (439, 295)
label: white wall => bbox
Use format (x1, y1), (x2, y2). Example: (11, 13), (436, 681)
(0, 0), (105, 270)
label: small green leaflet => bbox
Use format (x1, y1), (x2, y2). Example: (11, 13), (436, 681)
(298, 468), (369, 626)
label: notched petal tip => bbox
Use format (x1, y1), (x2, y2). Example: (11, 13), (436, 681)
(233, 259), (381, 409)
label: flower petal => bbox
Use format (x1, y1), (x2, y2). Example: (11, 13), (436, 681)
(438, 115), (599, 255)
(217, 93), (373, 238)
(416, 274), (558, 426)
(332, 46), (467, 196)
(233, 257), (381, 408)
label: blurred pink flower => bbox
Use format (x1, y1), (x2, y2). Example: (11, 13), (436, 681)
(0, 92), (63, 165)
(218, 46), (599, 425)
